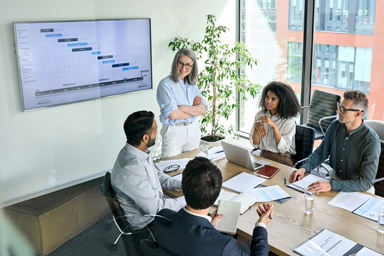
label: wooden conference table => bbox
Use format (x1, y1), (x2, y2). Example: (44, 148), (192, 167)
(161, 140), (384, 255)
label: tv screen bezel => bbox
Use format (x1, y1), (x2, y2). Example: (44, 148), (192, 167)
(13, 18), (153, 111)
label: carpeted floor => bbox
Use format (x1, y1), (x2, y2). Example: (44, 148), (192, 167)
(48, 212), (279, 256)
(48, 213), (125, 256)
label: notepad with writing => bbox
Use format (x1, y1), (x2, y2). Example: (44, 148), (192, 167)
(215, 200), (241, 235)
(214, 190), (256, 214)
(256, 165), (280, 179)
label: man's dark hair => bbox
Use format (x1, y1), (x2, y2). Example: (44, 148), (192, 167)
(124, 111), (154, 146)
(182, 157), (222, 210)
(259, 81), (301, 119)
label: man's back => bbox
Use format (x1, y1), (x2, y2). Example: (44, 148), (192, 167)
(150, 208), (268, 256)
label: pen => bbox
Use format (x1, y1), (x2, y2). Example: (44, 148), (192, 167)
(284, 178), (287, 187)
(269, 213), (272, 219)
(215, 150), (224, 154)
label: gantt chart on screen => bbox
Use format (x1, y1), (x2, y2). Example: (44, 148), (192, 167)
(15, 19), (152, 110)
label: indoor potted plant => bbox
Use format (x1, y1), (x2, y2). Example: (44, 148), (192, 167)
(168, 14), (260, 142)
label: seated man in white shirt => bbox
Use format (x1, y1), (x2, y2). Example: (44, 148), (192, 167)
(149, 157), (274, 256)
(111, 110), (185, 254)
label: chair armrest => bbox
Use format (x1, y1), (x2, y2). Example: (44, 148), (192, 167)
(318, 115), (337, 135)
(374, 177), (384, 184)
(294, 157), (308, 168)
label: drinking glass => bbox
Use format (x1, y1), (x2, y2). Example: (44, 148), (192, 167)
(378, 203), (384, 234)
(304, 188), (315, 214)
(200, 144), (209, 158)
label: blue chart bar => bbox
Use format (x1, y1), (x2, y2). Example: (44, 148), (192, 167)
(92, 51), (101, 55)
(123, 66), (139, 71)
(67, 42), (88, 47)
(46, 34), (62, 38)
(103, 60), (115, 64)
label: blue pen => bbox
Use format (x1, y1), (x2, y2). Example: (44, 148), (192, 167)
(269, 213), (272, 219)
(215, 150), (224, 154)
(284, 178), (287, 187)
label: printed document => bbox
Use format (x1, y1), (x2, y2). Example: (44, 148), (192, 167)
(353, 197), (384, 221)
(328, 192), (372, 212)
(244, 185), (291, 202)
(294, 229), (356, 256)
(214, 190), (256, 214)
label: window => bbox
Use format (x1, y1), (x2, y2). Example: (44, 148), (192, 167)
(287, 42), (372, 92)
(239, 0), (384, 134)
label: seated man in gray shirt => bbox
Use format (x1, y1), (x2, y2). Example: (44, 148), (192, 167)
(111, 110), (185, 229)
(290, 90), (380, 193)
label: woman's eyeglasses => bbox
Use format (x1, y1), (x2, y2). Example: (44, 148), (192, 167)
(337, 102), (363, 114)
(177, 61), (193, 70)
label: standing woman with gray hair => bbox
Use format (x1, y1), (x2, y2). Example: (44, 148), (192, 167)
(157, 48), (208, 158)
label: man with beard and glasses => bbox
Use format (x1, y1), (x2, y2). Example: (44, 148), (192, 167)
(111, 111), (185, 253)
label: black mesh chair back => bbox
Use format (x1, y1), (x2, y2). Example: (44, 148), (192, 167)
(303, 90), (341, 140)
(374, 140), (384, 197)
(293, 124), (315, 168)
(100, 172), (130, 232)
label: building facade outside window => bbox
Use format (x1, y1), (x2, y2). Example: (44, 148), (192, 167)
(239, 0), (384, 135)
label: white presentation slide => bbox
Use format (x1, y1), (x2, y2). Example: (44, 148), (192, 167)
(14, 19), (152, 110)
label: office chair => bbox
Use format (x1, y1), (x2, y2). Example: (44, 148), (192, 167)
(373, 140), (384, 197)
(302, 90), (341, 140)
(99, 172), (150, 256)
(365, 120), (384, 140)
(293, 124), (316, 168)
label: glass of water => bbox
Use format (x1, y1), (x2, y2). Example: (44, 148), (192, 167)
(304, 188), (315, 214)
(378, 203), (384, 234)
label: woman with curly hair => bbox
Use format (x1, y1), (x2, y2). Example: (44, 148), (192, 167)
(249, 81), (301, 166)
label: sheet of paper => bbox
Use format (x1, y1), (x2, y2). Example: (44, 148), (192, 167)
(215, 200), (241, 234)
(288, 174), (330, 192)
(244, 185), (291, 202)
(294, 229), (356, 256)
(222, 172), (266, 193)
(356, 247), (383, 256)
(328, 192), (372, 212)
(353, 197), (384, 221)
(155, 158), (192, 172)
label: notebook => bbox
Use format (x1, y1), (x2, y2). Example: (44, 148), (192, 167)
(215, 200), (241, 235)
(214, 190), (256, 214)
(221, 141), (270, 171)
(256, 165), (280, 179)
(222, 172), (265, 193)
(288, 174), (330, 192)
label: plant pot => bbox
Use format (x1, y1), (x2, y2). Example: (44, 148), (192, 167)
(201, 135), (225, 144)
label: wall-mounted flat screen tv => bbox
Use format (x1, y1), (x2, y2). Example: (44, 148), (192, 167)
(14, 18), (152, 111)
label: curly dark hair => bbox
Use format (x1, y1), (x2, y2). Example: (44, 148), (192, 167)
(259, 81), (301, 119)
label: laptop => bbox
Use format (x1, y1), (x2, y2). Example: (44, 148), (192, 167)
(221, 141), (270, 171)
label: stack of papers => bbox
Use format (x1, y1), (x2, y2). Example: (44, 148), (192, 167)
(196, 146), (226, 161)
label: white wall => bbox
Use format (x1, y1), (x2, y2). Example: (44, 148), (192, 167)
(0, 0), (236, 205)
